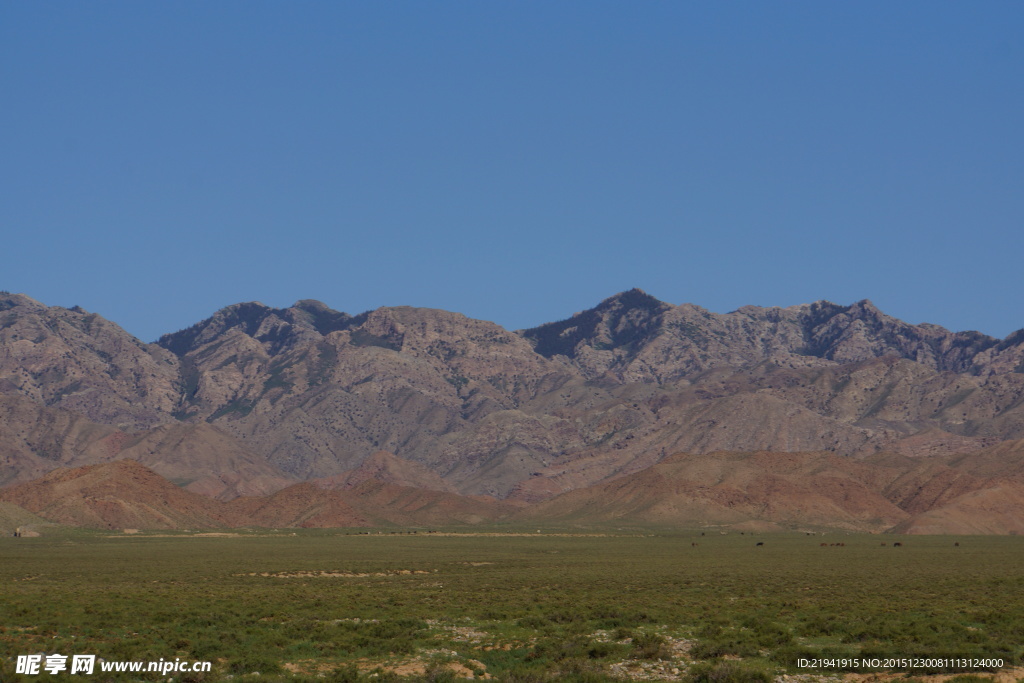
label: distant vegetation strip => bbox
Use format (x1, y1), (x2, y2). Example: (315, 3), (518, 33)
(2, 530), (1022, 682)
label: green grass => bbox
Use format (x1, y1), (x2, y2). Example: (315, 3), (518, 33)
(1, 529), (1022, 681)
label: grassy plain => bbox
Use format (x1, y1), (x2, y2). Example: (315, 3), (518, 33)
(2, 527), (1023, 682)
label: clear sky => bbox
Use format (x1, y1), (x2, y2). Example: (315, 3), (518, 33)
(3, 2), (1022, 342)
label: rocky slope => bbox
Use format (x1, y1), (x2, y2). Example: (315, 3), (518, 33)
(0, 294), (180, 428)
(156, 301), (576, 488)
(150, 291), (1024, 498)
(0, 393), (292, 499)
(0, 393), (121, 486)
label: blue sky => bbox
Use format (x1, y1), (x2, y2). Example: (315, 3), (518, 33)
(3, 2), (1022, 342)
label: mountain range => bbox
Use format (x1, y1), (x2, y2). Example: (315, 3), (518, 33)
(3, 289), (1024, 534)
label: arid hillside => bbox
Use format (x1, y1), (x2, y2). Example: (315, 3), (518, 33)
(0, 459), (515, 530)
(517, 443), (1024, 534)
(6, 446), (1024, 534)
(3, 289), (1024, 532)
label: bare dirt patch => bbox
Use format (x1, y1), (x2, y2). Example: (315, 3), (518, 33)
(351, 653), (493, 679)
(427, 620), (492, 645)
(242, 569), (434, 578)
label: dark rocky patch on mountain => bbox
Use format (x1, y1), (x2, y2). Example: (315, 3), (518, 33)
(523, 288), (671, 360)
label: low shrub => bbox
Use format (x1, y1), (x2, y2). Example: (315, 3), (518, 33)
(685, 660), (774, 683)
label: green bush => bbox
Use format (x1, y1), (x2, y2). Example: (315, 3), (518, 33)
(631, 631), (670, 660)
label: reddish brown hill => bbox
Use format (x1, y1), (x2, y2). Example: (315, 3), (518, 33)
(304, 451), (517, 525)
(517, 450), (911, 532)
(9, 446), (1024, 533)
(225, 483), (370, 528)
(0, 461), (374, 530)
(518, 444), (1024, 535)
(0, 460), (512, 530)
(313, 450), (455, 493)
(0, 460), (231, 529)
(889, 484), (1024, 535)
(882, 440), (1024, 534)
(337, 479), (520, 527)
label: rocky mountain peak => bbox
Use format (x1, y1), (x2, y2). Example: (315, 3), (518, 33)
(599, 287), (667, 313)
(851, 298), (880, 313)
(287, 300), (352, 336)
(158, 300), (353, 358)
(158, 302), (275, 356)
(522, 288), (671, 360)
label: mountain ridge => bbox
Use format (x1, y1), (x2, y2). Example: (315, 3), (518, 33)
(3, 288), (1024, 529)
